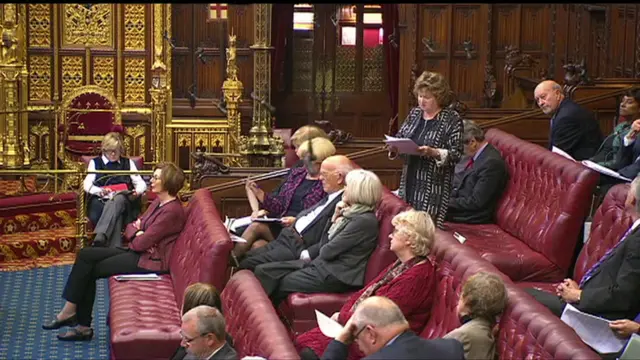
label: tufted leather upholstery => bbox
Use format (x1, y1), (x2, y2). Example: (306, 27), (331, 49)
(0, 191), (76, 217)
(424, 231), (599, 359)
(108, 189), (234, 360)
(222, 270), (301, 359)
(446, 128), (599, 282)
(280, 184), (411, 335)
(519, 184), (638, 293)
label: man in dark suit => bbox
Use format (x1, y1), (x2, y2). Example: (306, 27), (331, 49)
(238, 155), (354, 271)
(447, 120), (508, 224)
(180, 305), (237, 360)
(612, 119), (640, 180)
(322, 296), (464, 360)
(535, 80), (603, 161)
(524, 175), (640, 321)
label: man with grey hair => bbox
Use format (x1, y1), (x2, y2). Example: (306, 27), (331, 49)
(180, 305), (237, 360)
(447, 120), (508, 224)
(534, 79), (602, 160)
(322, 296), (464, 360)
(524, 177), (640, 321)
(239, 155), (354, 271)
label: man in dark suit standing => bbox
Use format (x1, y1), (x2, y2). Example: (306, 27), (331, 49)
(238, 155), (354, 271)
(535, 80), (603, 161)
(447, 120), (508, 224)
(321, 296), (464, 360)
(180, 305), (237, 360)
(524, 175), (640, 321)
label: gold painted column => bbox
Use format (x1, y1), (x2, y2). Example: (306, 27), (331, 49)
(222, 33), (245, 167)
(0, 4), (27, 168)
(149, 3), (170, 163)
(246, 4), (283, 167)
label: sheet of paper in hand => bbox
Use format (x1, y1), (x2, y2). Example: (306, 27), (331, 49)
(383, 135), (420, 156)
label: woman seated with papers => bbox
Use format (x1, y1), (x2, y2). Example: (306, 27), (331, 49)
(233, 137), (336, 258)
(295, 209), (437, 360)
(41, 162), (187, 342)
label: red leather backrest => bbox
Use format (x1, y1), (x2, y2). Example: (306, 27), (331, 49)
(497, 286), (600, 360)
(169, 189), (233, 309)
(222, 270), (301, 360)
(81, 155), (144, 170)
(486, 128), (599, 274)
(285, 148), (300, 168)
(366, 188), (411, 284)
(574, 184), (638, 280)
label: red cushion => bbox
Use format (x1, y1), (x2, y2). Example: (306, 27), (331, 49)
(0, 192), (76, 217)
(447, 128), (599, 282)
(443, 223), (559, 282)
(108, 189), (233, 360)
(222, 270), (301, 359)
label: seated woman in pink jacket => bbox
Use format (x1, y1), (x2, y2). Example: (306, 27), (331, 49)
(295, 209), (438, 360)
(42, 162), (187, 342)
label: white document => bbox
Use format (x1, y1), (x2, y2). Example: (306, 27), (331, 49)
(560, 304), (627, 354)
(581, 160), (632, 182)
(552, 146), (576, 161)
(453, 232), (467, 244)
(316, 310), (344, 338)
(225, 216), (253, 233)
(620, 333), (640, 360)
(384, 135), (420, 156)
(114, 273), (161, 281)
(229, 234), (248, 243)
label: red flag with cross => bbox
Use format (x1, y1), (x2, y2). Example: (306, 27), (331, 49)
(209, 3), (228, 21)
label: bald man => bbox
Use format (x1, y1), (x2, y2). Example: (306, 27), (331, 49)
(322, 296), (464, 360)
(534, 80), (602, 161)
(238, 155), (353, 271)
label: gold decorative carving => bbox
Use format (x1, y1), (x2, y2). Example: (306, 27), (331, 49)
(28, 55), (51, 101)
(124, 4), (145, 51)
(29, 122), (50, 169)
(363, 46), (383, 92)
(92, 57), (115, 93)
(152, 4), (166, 71)
(4, 4), (17, 24)
(335, 46), (356, 92)
(28, 4), (51, 48)
(292, 36), (312, 92)
(63, 4), (113, 47)
(177, 134), (192, 147)
(61, 56), (84, 98)
(124, 124), (145, 156)
(222, 32), (243, 166)
(124, 57), (146, 103)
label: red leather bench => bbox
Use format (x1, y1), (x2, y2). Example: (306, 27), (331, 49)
(107, 189), (234, 360)
(445, 128), (599, 282)
(421, 231), (600, 359)
(519, 183), (637, 293)
(222, 270), (301, 359)
(278, 185), (410, 335)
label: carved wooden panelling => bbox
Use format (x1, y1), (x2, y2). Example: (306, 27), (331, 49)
(28, 4), (51, 48)
(420, 6), (448, 57)
(521, 6), (546, 51)
(494, 6), (519, 51)
(28, 55), (51, 101)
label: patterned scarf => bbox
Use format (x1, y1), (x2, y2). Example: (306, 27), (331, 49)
(327, 203), (375, 240)
(350, 256), (425, 312)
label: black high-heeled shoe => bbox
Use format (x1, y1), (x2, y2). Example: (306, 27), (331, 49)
(42, 314), (77, 330)
(57, 328), (94, 341)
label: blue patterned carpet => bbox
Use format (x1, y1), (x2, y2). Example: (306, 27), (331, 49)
(0, 265), (110, 360)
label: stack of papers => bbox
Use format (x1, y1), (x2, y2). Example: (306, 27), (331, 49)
(551, 146), (632, 182)
(224, 216), (252, 233)
(114, 273), (161, 281)
(560, 304), (627, 354)
(383, 135), (420, 156)
(316, 310), (344, 338)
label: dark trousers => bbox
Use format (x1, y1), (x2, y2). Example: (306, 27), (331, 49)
(62, 247), (151, 327)
(524, 287), (567, 317)
(239, 228), (304, 271)
(254, 260), (356, 305)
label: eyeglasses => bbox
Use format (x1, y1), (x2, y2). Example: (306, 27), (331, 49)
(353, 324), (368, 340)
(180, 330), (209, 344)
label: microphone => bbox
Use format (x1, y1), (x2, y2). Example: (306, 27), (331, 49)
(195, 47), (209, 64)
(187, 84), (197, 109)
(216, 100), (228, 115)
(304, 138), (318, 176)
(250, 92), (276, 114)
(163, 30), (176, 49)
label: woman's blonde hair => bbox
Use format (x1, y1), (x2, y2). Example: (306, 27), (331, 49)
(296, 137), (336, 163)
(391, 210), (435, 257)
(101, 132), (125, 155)
(344, 169), (382, 207)
(413, 71), (453, 108)
(291, 125), (329, 148)
(461, 272), (508, 323)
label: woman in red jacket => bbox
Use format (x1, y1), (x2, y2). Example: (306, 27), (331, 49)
(42, 162), (187, 341)
(295, 209), (438, 360)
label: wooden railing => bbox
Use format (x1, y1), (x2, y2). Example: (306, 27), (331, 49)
(479, 85), (638, 129)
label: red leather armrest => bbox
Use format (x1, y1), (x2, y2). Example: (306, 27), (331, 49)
(282, 292), (355, 322)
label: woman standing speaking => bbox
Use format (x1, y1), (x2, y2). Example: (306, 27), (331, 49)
(388, 71), (463, 228)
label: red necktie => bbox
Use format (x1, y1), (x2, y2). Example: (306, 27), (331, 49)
(465, 158), (474, 170)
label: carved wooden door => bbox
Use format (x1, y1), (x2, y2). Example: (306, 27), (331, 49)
(277, 3), (390, 139)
